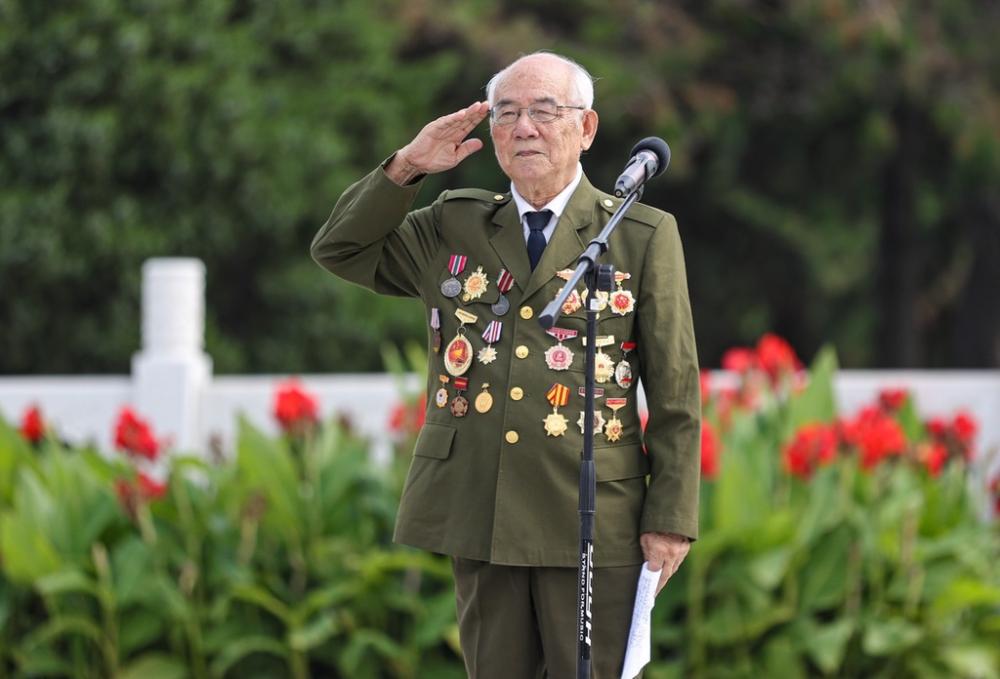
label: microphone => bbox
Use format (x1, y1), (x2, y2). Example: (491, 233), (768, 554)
(613, 137), (671, 198)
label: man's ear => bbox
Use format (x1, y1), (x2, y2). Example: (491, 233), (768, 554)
(581, 109), (599, 151)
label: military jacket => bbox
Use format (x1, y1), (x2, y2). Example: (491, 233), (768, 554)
(311, 163), (701, 567)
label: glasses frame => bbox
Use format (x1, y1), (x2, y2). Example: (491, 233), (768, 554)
(489, 104), (587, 126)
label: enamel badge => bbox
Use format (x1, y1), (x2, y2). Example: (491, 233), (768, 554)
(462, 265), (489, 302)
(444, 309), (477, 377)
(543, 382), (571, 437)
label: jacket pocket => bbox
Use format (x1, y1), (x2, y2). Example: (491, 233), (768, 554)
(595, 442), (649, 481)
(412, 422), (457, 460)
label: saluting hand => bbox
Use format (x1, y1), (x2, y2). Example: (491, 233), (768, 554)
(385, 101), (491, 185)
(640, 531), (691, 595)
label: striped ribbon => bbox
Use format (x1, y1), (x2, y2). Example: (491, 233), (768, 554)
(482, 320), (502, 344)
(496, 269), (514, 293)
(448, 254), (467, 276)
(546, 383), (570, 408)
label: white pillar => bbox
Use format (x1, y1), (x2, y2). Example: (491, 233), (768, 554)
(131, 258), (213, 453)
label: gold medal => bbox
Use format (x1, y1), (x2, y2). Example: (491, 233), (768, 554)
(581, 288), (609, 312)
(543, 383), (571, 437)
(444, 309), (478, 377)
(604, 398), (627, 442)
(435, 375), (450, 408)
(474, 383), (494, 413)
(450, 377), (470, 417)
(462, 265), (489, 301)
(583, 335), (616, 384)
(544, 327), (577, 371)
(609, 271), (635, 316)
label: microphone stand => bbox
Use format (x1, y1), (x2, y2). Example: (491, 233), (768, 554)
(538, 186), (643, 679)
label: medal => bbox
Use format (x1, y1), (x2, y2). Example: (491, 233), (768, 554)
(435, 375), (450, 408)
(444, 309), (478, 377)
(615, 341), (636, 389)
(441, 254), (467, 298)
(462, 265), (489, 302)
(430, 307), (442, 354)
(604, 398), (627, 442)
(492, 269), (514, 316)
(581, 288), (609, 312)
(555, 270), (583, 314)
(577, 409), (606, 437)
(450, 377), (470, 417)
(543, 327), (577, 371)
(474, 383), (494, 413)
(608, 271), (635, 316)
(543, 382), (571, 437)
(583, 335), (616, 384)
(478, 320), (503, 365)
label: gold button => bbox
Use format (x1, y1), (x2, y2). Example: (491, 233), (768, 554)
(505, 430), (519, 444)
(515, 345), (529, 359)
(494, 194), (505, 201)
(603, 198), (614, 208)
(510, 387), (524, 400)
(520, 306), (533, 319)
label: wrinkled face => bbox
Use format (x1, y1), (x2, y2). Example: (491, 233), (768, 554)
(490, 57), (598, 197)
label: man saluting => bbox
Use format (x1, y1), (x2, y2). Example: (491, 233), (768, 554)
(312, 51), (701, 678)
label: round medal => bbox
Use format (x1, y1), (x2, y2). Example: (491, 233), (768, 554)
(609, 289), (635, 316)
(491, 294), (510, 316)
(441, 277), (462, 298)
(544, 344), (574, 371)
(474, 384), (493, 413)
(594, 352), (615, 384)
(435, 387), (448, 408)
(582, 289), (609, 312)
(561, 289), (583, 315)
(444, 334), (473, 376)
(450, 395), (469, 417)
(463, 266), (489, 301)
(614, 360), (633, 389)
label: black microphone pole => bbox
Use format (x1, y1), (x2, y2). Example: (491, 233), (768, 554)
(539, 137), (669, 679)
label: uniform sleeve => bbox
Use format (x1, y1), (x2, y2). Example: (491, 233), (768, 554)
(635, 214), (701, 540)
(310, 160), (444, 299)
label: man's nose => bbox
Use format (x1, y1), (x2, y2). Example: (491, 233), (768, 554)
(512, 110), (539, 138)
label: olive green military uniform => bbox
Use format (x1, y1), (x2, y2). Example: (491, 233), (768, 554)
(311, 161), (700, 677)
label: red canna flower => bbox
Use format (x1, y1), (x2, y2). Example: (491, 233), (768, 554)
(701, 420), (721, 479)
(387, 394), (427, 437)
(19, 404), (44, 443)
(721, 347), (756, 374)
(783, 422), (838, 479)
(114, 407), (160, 461)
(926, 417), (948, 439)
(273, 380), (319, 434)
(952, 411), (978, 447)
(920, 442), (949, 477)
(115, 472), (168, 516)
(841, 406), (906, 470)
(755, 333), (801, 383)
(137, 472), (168, 499)
(878, 388), (909, 412)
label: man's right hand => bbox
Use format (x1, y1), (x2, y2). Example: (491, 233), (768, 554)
(385, 101), (490, 186)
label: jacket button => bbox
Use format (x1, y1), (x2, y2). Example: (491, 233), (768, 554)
(519, 306), (533, 320)
(510, 387), (524, 400)
(515, 345), (529, 359)
(505, 430), (519, 444)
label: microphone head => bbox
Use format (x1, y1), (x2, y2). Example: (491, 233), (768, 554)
(629, 137), (671, 178)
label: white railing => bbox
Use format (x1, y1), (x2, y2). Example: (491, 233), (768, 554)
(1, 259), (998, 474)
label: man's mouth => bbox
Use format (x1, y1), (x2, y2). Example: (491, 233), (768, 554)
(515, 150), (543, 157)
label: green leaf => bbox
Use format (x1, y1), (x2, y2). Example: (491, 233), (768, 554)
(119, 654), (188, 679)
(34, 569), (99, 598)
(862, 617), (923, 656)
(802, 618), (855, 675)
(288, 612), (338, 651)
(231, 583), (293, 625)
(939, 645), (1000, 679)
(209, 635), (290, 677)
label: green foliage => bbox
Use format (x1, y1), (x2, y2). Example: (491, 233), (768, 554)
(2, 1), (999, 373)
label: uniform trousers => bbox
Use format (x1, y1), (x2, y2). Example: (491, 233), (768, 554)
(452, 557), (644, 679)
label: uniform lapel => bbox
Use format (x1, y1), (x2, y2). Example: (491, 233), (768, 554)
(489, 200), (532, 294)
(520, 174), (596, 303)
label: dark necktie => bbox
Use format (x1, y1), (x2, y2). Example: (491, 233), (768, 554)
(525, 210), (552, 271)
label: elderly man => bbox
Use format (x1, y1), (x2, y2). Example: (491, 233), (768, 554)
(311, 52), (700, 678)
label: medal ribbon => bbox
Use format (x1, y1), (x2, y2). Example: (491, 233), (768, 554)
(482, 320), (503, 344)
(614, 271), (632, 284)
(455, 308), (478, 325)
(581, 335), (615, 347)
(448, 254), (468, 276)
(496, 269), (514, 294)
(453, 377), (469, 392)
(620, 341), (636, 353)
(430, 308), (440, 330)
(546, 383), (570, 408)
(606, 397), (627, 412)
(578, 386), (605, 398)
(546, 327), (578, 343)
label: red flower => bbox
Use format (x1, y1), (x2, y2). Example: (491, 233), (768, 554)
(841, 406), (906, 470)
(878, 388), (909, 412)
(699, 370), (711, 406)
(137, 472), (168, 499)
(19, 405), (44, 443)
(273, 380), (319, 434)
(952, 411), (978, 447)
(388, 393), (427, 437)
(926, 417), (948, 439)
(755, 333), (801, 383)
(701, 420), (721, 479)
(783, 422), (838, 479)
(115, 472), (168, 515)
(721, 347), (756, 374)
(114, 407), (160, 461)
(920, 442), (949, 477)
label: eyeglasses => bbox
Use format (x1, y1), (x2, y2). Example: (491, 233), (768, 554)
(490, 104), (586, 126)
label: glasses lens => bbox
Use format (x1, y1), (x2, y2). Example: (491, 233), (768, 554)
(529, 105), (559, 122)
(493, 107), (518, 125)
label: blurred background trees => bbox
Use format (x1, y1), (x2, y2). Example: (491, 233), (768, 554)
(2, 0), (998, 374)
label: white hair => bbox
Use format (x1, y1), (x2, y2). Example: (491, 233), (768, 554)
(485, 51), (595, 109)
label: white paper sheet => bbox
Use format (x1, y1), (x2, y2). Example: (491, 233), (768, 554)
(620, 562), (661, 679)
